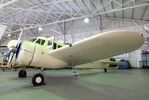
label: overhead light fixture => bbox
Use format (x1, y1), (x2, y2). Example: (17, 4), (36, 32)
(38, 27), (43, 31)
(144, 25), (149, 31)
(84, 17), (90, 23)
(8, 34), (11, 37)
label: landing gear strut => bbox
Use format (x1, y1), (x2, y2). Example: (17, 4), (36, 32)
(72, 68), (78, 76)
(104, 68), (107, 73)
(18, 70), (27, 78)
(32, 73), (45, 86)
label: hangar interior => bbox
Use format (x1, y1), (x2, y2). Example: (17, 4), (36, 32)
(0, 0), (149, 100)
(0, 0), (149, 68)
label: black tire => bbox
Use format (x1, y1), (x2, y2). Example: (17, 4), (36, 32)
(104, 68), (107, 73)
(18, 70), (27, 78)
(32, 73), (45, 86)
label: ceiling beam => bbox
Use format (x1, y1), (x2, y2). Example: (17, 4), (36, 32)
(0, 0), (75, 22)
(3, 2), (149, 34)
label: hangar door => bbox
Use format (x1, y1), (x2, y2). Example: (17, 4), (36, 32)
(141, 51), (149, 68)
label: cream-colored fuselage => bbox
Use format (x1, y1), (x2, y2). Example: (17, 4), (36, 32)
(15, 38), (68, 69)
(8, 30), (144, 69)
(27, 44), (68, 68)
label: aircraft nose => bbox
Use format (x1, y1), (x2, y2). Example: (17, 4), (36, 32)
(15, 41), (35, 65)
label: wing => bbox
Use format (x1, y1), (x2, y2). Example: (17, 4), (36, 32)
(74, 58), (120, 69)
(49, 30), (144, 66)
(100, 61), (122, 64)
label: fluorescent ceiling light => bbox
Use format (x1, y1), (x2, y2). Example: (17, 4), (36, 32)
(8, 34), (11, 37)
(84, 17), (90, 23)
(144, 25), (149, 31)
(38, 27), (43, 31)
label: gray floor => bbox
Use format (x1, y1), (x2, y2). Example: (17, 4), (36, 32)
(0, 69), (148, 100)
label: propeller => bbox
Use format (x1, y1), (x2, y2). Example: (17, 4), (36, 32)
(7, 30), (23, 67)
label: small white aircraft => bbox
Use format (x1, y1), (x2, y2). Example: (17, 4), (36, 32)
(6, 30), (144, 86)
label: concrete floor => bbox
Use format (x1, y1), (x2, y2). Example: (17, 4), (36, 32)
(0, 69), (148, 100)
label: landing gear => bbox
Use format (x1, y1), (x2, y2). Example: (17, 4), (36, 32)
(32, 73), (45, 86)
(104, 68), (107, 73)
(18, 70), (27, 78)
(72, 68), (78, 76)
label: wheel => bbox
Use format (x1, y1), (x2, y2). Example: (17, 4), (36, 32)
(18, 70), (27, 78)
(104, 68), (107, 73)
(32, 73), (45, 86)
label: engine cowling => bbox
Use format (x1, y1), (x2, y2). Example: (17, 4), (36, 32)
(16, 41), (35, 66)
(7, 40), (18, 49)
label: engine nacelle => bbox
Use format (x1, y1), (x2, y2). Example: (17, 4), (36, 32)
(16, 41), (35, 66)
(7, 40), (18, 49)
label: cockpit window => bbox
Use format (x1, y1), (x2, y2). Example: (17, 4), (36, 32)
(58, 45), (62, 48)
(36, 39), (41, 44)
(48, 41), (52, 46)
(41, 39), (45, 45)
(53, 43), (57, 49)
(30, 38), (36, 42)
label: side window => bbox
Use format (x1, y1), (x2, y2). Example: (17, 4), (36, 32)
(36, 39), (41, 44)
(41, 39), (45, 45)
(53, 43), (57, 49)
(58, 45), (62, 48)
(48, 41), (52, 46)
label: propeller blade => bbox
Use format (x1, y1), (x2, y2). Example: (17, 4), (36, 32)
(6, 30), (23, 67)
(15, 29), (23, 49)
(15, 42), (22, 60)
(7, 52), (15, 67)
(18, 29), (23, 42)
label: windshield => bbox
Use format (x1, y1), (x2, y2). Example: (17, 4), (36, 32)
(29, 38), (37, 42)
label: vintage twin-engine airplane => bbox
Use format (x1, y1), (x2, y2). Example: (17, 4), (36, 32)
(6, 30), (144, 86)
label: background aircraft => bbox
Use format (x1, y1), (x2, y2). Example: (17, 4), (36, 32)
(5, 30), (144, 86)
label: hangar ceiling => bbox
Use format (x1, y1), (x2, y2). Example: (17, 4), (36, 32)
(0, 0), (149, 40)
